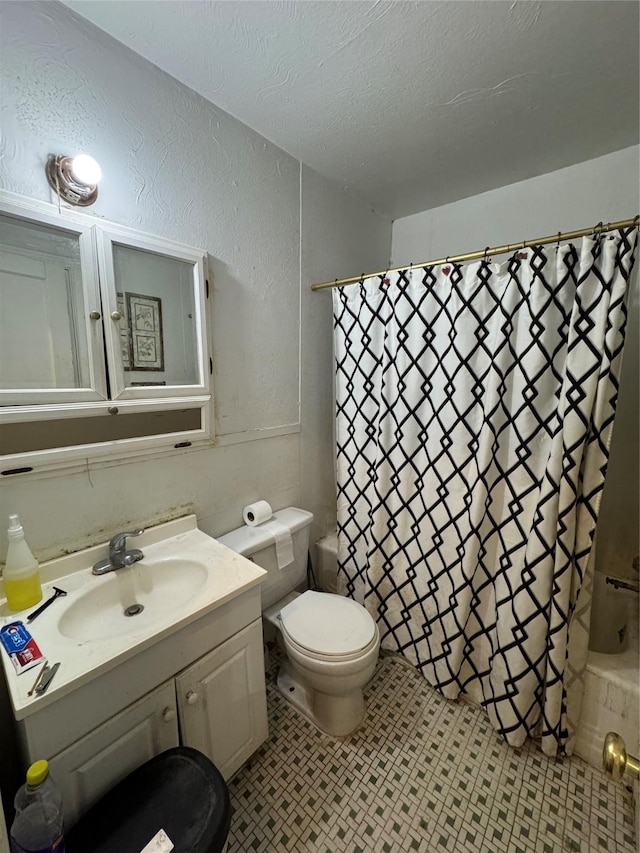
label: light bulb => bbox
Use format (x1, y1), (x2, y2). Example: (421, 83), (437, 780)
(70, 154), (102, 186)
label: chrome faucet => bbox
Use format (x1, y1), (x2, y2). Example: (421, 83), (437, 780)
(92, 529), (145, 575)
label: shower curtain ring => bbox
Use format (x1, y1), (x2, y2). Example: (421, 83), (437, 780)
(483, 246), (490, 261)
(594, 221), (604, 239)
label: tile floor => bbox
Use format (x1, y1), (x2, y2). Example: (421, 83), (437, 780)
(227, 650), (636, 852)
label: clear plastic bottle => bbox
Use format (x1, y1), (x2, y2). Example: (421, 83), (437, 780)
(10, 760), (65, 853)
(3, 514), (42, 612)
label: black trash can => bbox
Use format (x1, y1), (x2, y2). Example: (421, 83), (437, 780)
(66, 747), (231, 853)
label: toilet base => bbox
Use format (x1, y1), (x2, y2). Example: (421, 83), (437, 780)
(277, 658), (366, 737)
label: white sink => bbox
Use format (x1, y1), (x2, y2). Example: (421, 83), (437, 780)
(58, 558), (209, 641)
(0, 514), (267, 720)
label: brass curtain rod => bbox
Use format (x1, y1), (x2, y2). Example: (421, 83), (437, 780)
(310, 216), (639, 292)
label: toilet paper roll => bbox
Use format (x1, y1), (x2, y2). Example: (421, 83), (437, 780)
(243, 500), (273, 527)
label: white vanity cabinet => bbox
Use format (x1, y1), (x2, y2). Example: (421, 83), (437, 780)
(176, 618), (267, 780)
(13, 589), (268, 829)
(48, 680), (180, 827)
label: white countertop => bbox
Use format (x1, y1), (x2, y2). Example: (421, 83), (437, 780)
(0, 515), (266, 720)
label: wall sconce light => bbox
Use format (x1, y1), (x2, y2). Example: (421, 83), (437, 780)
(46, 154), (102, 206)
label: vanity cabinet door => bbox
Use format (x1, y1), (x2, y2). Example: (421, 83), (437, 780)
(48, 680), (179, 828)
(176, 618), (268, 780)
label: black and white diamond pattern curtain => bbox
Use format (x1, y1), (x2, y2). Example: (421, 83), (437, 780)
(334, 228), (637, 756)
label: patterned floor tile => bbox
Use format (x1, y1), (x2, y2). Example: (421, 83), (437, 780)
(227, 650), (636, 852)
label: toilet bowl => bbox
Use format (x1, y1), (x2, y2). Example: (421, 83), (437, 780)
(217, 507), (380, 737)
(267, 590), (380, 736)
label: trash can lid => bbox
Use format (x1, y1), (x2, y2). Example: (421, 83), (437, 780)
(66, 747), (231, 853)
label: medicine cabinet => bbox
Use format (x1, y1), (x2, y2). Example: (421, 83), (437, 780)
(0, 192), (212, 471)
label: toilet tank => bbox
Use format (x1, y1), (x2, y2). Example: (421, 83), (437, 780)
(217, 507), (313, 610)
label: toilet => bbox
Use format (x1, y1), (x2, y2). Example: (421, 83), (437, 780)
(218, 507), (380, 737)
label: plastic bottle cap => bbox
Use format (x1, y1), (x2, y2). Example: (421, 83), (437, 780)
(7, 514), (24, 540)
(26, 760), (49, 787)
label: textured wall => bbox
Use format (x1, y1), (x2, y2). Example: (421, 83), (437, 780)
(0, 0), (391, 560)
(391, 147), (639, 265)
(1, 0), (300, 436)
(391, 147), (640, 578)
(300, 165), (391, 547)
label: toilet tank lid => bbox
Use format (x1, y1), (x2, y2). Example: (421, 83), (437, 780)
(217, 507), (313, 557)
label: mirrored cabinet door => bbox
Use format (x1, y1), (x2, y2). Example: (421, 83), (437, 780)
(0, 208), (107, 405)
(97, 228), (208, 400)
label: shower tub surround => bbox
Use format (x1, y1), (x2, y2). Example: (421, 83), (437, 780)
(227, 651), (636, 852)
(575, 597), (639, 770)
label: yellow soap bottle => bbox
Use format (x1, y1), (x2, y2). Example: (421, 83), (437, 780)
(3, 514), (42, 612)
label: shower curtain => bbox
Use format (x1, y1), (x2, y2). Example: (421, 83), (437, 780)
(333, 227), (637, 756)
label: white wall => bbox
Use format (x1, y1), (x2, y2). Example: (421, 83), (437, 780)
(0, 0), (391, 564)
(300, 166), (391, 547)
(392, 146), (640, 578)
(0, 0), (392, 819)
(391, 146), (639, 265)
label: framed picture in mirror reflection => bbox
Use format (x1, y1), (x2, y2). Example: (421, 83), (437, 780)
(126, 292), (164, 371)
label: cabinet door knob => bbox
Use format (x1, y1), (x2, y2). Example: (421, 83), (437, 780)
(186, 691), (199, 706)
(162, 707), (176, 723)
(89, 311), (101, 320)
(111, 310), (123, 321)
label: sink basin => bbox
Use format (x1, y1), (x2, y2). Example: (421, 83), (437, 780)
(58, 559), (209, 642)
(1, 513), (268, 721)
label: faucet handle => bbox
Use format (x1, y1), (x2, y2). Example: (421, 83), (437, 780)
(110, 529), (144, 551)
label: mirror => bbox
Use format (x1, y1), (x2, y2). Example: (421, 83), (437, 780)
(0, 214), (93, 392)
(112, 243), (199, 388)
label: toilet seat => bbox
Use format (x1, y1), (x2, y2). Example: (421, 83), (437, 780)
(282, 626), (380, 664)
(279, 591), (376, 659)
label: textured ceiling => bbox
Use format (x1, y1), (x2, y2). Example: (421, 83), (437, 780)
(62, 0), (639, 219)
